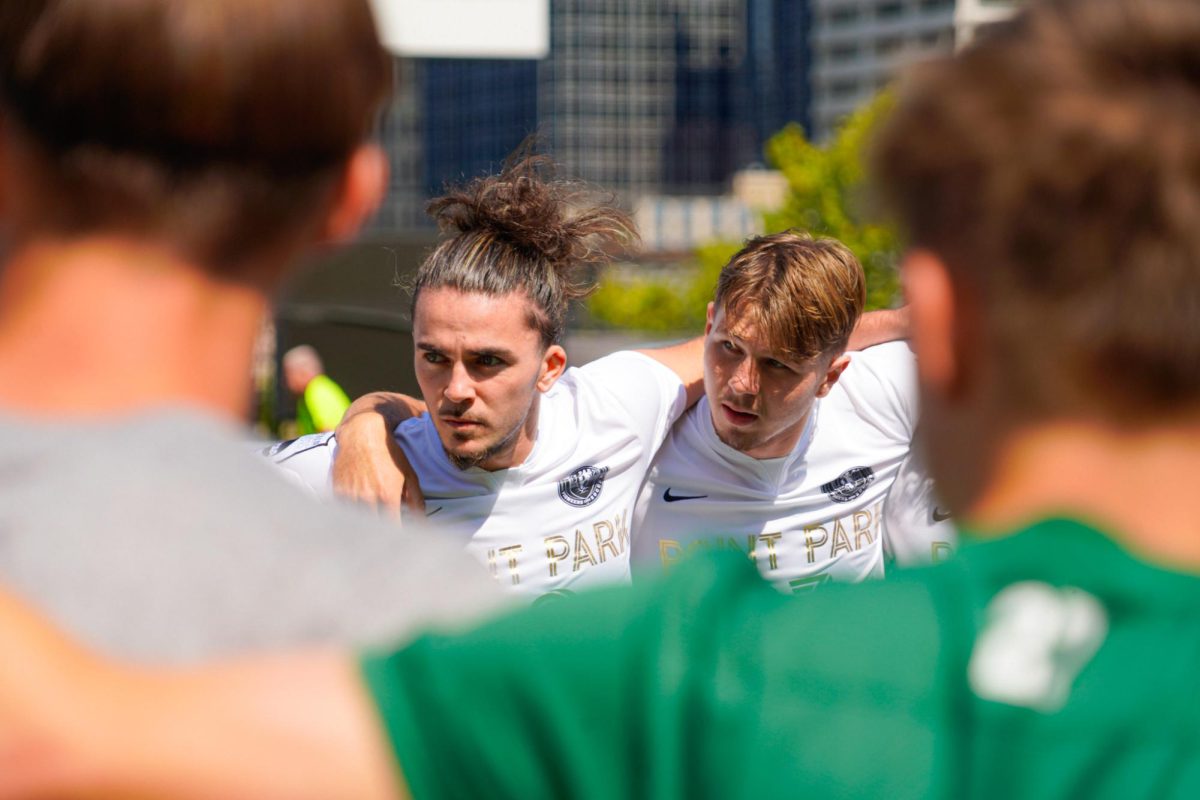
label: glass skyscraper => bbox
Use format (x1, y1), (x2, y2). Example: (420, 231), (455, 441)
(369, 0), (812, 232)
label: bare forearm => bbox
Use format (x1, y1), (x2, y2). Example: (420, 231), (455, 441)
(636, 336), (705, 406)
(96, 654), (403, 800)
(848, 307), (910, 351)
(337, 392), (427, 437)
(332, 392), (428, 515)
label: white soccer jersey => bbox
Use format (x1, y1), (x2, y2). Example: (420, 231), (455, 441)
(631, 341), (917, 593)
(882, 449), (958, 567)
(269, 351), (687, 599)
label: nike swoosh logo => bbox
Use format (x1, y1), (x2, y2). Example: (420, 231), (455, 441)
(932, 507), (952, 522)
(425, 506), (444, 517)
(663, 488), (708, 503)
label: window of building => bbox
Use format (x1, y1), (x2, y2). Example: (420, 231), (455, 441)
(876, 1), (906, 20)
(829, 6), (861, 26)
(929, 29), (956, 49)
(829, 43), (860, 62)
(829, 78), (859, 99)
(875, 36), (905, 56)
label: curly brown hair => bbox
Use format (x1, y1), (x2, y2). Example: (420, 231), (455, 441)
(414, 153), (638, 348)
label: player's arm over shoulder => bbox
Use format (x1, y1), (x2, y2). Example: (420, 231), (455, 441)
(332, 392), (430, 518)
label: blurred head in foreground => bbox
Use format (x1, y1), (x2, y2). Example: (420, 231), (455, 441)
(874, 0), (1200, 517)
(0, 0), (389, 276)
(0, 0), (390, 416)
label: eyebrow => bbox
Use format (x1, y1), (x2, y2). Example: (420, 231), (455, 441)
(719, 328), (806, 368)
(469, 347), (516, 361)
(416, 342), (517, 361)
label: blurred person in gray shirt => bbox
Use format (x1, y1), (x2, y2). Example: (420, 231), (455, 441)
(0, 0), (504, 662)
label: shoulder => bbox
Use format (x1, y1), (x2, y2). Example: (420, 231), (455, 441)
(262, 431), (337, 463)
(828, 342), (919, 436)
(840, 341), (916, 391)
(558, 351), (689, 439)
(575, 350), (684, 390)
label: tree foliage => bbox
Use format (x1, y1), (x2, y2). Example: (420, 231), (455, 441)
(587, 92), (900, 332)
(763, 91), (900, 310)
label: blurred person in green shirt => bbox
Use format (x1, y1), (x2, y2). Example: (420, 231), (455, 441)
(2, 0), (1200, 798)
(283, 345), (352, 435)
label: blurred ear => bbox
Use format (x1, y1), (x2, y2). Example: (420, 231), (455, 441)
(815, 353), (851, 398)
(537, 344), (567, 392)
(903, 249), (963, 401)
(704, 301), (715, 335)
(321, 144), (388, 243)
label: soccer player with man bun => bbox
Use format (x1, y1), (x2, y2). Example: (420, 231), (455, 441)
(272, 155), (696, 598)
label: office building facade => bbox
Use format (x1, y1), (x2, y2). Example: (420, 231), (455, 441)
(810, 0), (1019, 141)
(369, 0), (812, 233)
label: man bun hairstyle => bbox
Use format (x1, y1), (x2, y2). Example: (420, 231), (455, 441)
(873, 0), (1200, 421)
(715, 230), (866, 362)
(0, 0), (390, 272)
(415, 153), (638, 348)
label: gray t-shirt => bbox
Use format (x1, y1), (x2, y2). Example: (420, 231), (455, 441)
(0, 409), (506, 662)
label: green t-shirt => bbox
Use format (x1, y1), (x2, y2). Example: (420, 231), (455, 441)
(362, 518), (1200, 798)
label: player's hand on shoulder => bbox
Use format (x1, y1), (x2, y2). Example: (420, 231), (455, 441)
(332, 393), (426, 521)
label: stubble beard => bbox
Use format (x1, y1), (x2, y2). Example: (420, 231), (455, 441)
(444, 417), (526, 470)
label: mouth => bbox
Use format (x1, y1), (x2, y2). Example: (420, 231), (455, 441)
(440, 416), (484, 432)
(719, 402), (758, 427)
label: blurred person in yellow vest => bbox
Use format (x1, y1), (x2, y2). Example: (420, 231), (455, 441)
(283, 345), (351, 435)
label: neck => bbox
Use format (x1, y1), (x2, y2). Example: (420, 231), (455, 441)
(0, 237), (271, 420)
(967, 419), (1200, 570)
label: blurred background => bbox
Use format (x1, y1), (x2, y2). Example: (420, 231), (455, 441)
(263, 0), (1020, 435)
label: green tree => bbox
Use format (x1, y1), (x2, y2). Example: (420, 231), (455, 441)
(764, 91), (900, 310)
(587, 91), (900, 332)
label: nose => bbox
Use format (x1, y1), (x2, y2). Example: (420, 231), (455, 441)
(729, 356), (759, 396)
(444, 361), (476, 404)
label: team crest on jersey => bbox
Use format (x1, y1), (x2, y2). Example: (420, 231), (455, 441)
(557, 465), (609, 507)
(820, 466), (876, 503)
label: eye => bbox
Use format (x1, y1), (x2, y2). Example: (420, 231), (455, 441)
(765, 358), (790, 371)
(720, 339), (738, 353)
(476, 354), (504, 368)
(422, 352), (447, 364)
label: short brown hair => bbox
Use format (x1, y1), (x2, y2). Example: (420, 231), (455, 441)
(874, 0), (1200, 420)
(0, 0), (390, 272)
(714, 230), (866, 362)
(415, 154), (637, 348)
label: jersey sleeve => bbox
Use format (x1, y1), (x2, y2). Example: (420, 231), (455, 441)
(840, 341), (919, 445)
(577, 350), (688, 451)
(261, 432), (339, 499)
(360, 554), (962, 800)
(883, 451), (959, 566)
